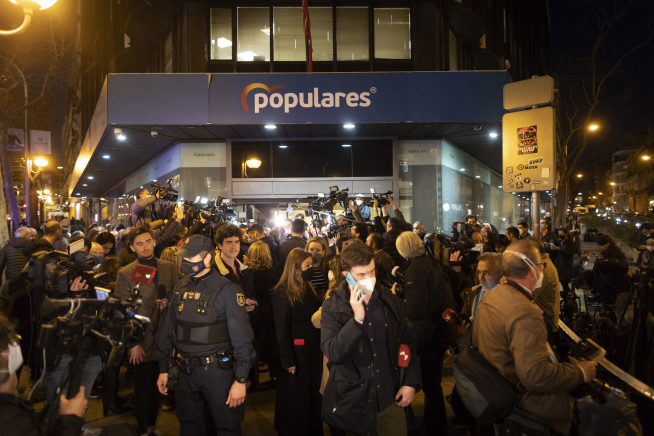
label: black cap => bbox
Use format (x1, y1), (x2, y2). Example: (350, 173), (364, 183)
(176, 235), (214, 258)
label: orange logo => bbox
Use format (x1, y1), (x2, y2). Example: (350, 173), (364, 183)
(241, 83), (285, 112)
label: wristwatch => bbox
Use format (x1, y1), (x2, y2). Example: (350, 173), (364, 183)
(235, 376), (247, 384)
(354, 315), (365, 322)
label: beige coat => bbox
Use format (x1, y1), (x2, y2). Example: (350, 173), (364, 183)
(472, 283), (584, 435)
(533, 253), (560, 331)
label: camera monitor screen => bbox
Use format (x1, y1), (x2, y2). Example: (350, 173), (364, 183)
(194, 196), (201, 203)
(330, 186), (338, 192)
(95, 287), (111, 301)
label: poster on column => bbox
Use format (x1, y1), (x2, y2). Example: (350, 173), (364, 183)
(502, 107), (555, 193)
(7, 129), (25, 153)
(31, 130), (52, 154)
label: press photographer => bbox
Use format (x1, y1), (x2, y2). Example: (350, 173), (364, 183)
(593, 235), (630, 305)
(348, 194), (371, 221)
(0, 314), (88, 436)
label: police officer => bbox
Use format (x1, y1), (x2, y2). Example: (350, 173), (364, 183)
(156, 235), (256, 436)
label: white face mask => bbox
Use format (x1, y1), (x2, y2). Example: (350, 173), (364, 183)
(1, 342), (22, 375)
(327, 270), (334, 281)
(503, 250), (542, 291)
(356, 200), (363, 206)
(357, 277), (376, 296)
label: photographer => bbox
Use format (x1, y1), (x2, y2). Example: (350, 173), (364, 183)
(115, 225), (178, 435)
(550, 229), (575, 300)
(594, 235), (630, 305)
(349, 194), (371, 221)
(131, 188), (165, 229)
(350, 221), (369, 243)
(518, 221), (530, 239)
(636, 224), (653, 266)
(471, 240), (597, 435)
(540, 219), (558, 250)
(0, 315), (88, 436)
(396, 231), (456, 435)
(413, 221), (426, 242)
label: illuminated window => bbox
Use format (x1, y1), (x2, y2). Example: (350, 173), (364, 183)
(337, 7), (369, 61)
(237, 8), (270, 61)
(374, 8), (411, 59)
(210, 8), (233, 60)
(274, 7), (333, 61)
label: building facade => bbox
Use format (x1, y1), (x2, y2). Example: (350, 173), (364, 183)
(61, 0), (550, 230)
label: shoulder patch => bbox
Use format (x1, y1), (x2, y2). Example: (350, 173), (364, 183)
(236, 293), (245, 306)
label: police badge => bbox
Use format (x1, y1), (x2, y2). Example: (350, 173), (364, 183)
(236, 293), (245, 306)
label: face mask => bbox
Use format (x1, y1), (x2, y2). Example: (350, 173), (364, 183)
(357, 277), (376, 295)
(312, 252), (323, 265)
(356, 200), (363, 206)
(503, 250), (542, 292)
(327, 270), (334, 281)
(182, 258), (206, 276)
(648, 245), (653, 252)
(301, 267), (314, 282)
(0, 342), (22, 374)
(92, 254), (104, 266)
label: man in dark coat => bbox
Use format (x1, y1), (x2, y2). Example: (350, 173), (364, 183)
(383, 217), (405, 266)
(0, 227), (31, 285)
(280, 219), (306, 265)
(550, 228), (575, 300)
(321, 243), (421, 436)
(247, 224), (282, 268)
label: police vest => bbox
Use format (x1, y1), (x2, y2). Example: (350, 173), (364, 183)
(173, 279), (232, 354)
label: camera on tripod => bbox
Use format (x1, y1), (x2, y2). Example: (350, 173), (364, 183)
(151, 178), (179, 202)
(29, 250), (110, 298)
(370, 188), (393, 207)
(437, 233), (481, 266)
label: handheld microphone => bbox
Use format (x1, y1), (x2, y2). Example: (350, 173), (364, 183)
(442, 308), (470, 326)
(398, 344), (411, 387)
(157, 284), (167, 312)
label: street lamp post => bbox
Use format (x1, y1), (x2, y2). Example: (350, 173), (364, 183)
(0, 0), (58, 35)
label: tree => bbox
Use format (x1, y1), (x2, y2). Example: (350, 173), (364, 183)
(551, 0), (652, 226)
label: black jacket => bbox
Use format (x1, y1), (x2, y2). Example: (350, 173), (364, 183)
(552, 238), (575, 282)
(22, 238), (54, 257)
(243, 266), (279, 325)
(0, 393), (85, 436)
(0, 238), (30, 283)
(594, 246), (630, 304)
(281, 236), (306, 264)
(403, 255), (457, 349)
(383, 229), (404, 266)
(320, 282), (421, 435)
(260, 235), (282, 269)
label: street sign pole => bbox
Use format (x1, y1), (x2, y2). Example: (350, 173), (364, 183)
(532, 192), (540, 236)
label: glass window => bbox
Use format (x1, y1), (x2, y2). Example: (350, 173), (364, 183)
(337, 7), (369, 61)
(374, 8), (411, 59)
(164, 32), (173, 72)
(352, 140), (393, 177)
(237, 7), (270, 61)
(274, 7), (333, 61)
(449, 29), (457, 71)
(210, 8), (233, 60)
(273, 141), (351, 178)
(232, 142), (271, 178)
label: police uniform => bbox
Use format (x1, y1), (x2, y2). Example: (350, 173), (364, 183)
(158, 235), (256, 436)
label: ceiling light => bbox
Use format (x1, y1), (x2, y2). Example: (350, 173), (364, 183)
(57, 166), (63, 169)
(237, 51), (258, 61)
(246, 158), (262, 169)
(103, 155), (110, 159)
(117, 134), (126, 140)
(278, 145), (287, 148)
(153, 179), (157, 182)
(88, 176), (93, 179)
(498, 185), (502, 188)
(343, 124), (355, 129)
(489, 132), (498, 138)
(475, 175), (481, 178)
(83, 184), (87, 186)
(76, 193), (80, 196)
(264, 124), (276, 129)
(342, 144), (351, 147)
(9, 0), (57, 10)
(460, 168), (465, 171)
(260, 28), (270, 35)
(216, 37), (232, 48)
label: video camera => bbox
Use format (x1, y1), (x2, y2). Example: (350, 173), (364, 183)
(151, 178), (179, 202)
(377, 266), (406, 298)
(29, 250), (110, 298)
(307, 186), (350, 213)
(371, 188), (393, 207)
(437, 234), (482, 267)
(450, 222), (476, 242)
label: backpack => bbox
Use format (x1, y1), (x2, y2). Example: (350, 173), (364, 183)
(453, 324), (522, 426)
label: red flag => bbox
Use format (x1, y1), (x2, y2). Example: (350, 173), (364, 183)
(302, 0), (313, 73)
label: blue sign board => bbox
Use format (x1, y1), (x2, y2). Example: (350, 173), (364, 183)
(107, 72), (509, 126)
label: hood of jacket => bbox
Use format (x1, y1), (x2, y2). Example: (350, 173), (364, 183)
(9, 237), (27, 249)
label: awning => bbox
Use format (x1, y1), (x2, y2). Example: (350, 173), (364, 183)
(70, 71), (510, 198)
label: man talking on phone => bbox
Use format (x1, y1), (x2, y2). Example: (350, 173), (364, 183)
(320, 243), (421, 436)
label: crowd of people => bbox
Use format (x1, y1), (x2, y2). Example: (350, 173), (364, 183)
(0, 192), (637, 436)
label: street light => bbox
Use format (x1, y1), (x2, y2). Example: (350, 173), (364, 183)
(33, 157), (48, 168)
(610, 182), (615, 186)
(589, 124), (599, 131)
(1, 0), (57, 35)
(643, 156), (651, 161)
(577, 174), (583, 178)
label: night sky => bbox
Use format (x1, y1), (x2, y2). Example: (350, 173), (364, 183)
(549, 0), (654, 192)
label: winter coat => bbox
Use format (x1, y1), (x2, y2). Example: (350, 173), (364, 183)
(382, 229), (404, 266)
(272, 284), (323, 435)
(243, 266), (279, 327)
(594, 246), (630, 304)
(403, 255), (457, 349)
(460, 284), (482, 318)
(0, 238), (30, 284)
(320, 282), (422, 435)
(552, 238), (575, 282)
(0, 393), (84, 436)
(114, 258), (179, 361)
(22, 237), (54, 257)
(533, 253), (560, 332)
(472, 283), (584, 435)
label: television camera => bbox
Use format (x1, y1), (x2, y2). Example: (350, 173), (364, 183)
(304, 186), (354, 239)
(151, 178), (179, 202)
(29, 250), (110, 298)
(370, 188), (393, 208)
(377, 266), (406, 298)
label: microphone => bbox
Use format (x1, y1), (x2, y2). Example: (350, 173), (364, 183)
(398, 344), (411, 387)
(157, 285), (167, 312)
(442, 308), (470, 326)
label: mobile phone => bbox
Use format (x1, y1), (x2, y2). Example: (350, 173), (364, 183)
(346, 272), (358, 290)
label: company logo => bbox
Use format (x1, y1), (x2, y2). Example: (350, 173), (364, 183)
(241, 83), (372, 114)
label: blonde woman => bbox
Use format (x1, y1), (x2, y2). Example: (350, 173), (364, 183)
(242, 241), (280, 390)
(160, 246), (182, 277)
(272, 248), (322, 436)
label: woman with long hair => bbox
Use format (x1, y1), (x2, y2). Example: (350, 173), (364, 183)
(305, 236), (331, 299)
(160, 246), (183, 276)
(272, 248), (323, 436)
(243, 241), (280, 390)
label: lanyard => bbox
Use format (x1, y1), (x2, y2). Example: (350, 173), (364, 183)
(502, 279), (551, 315)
